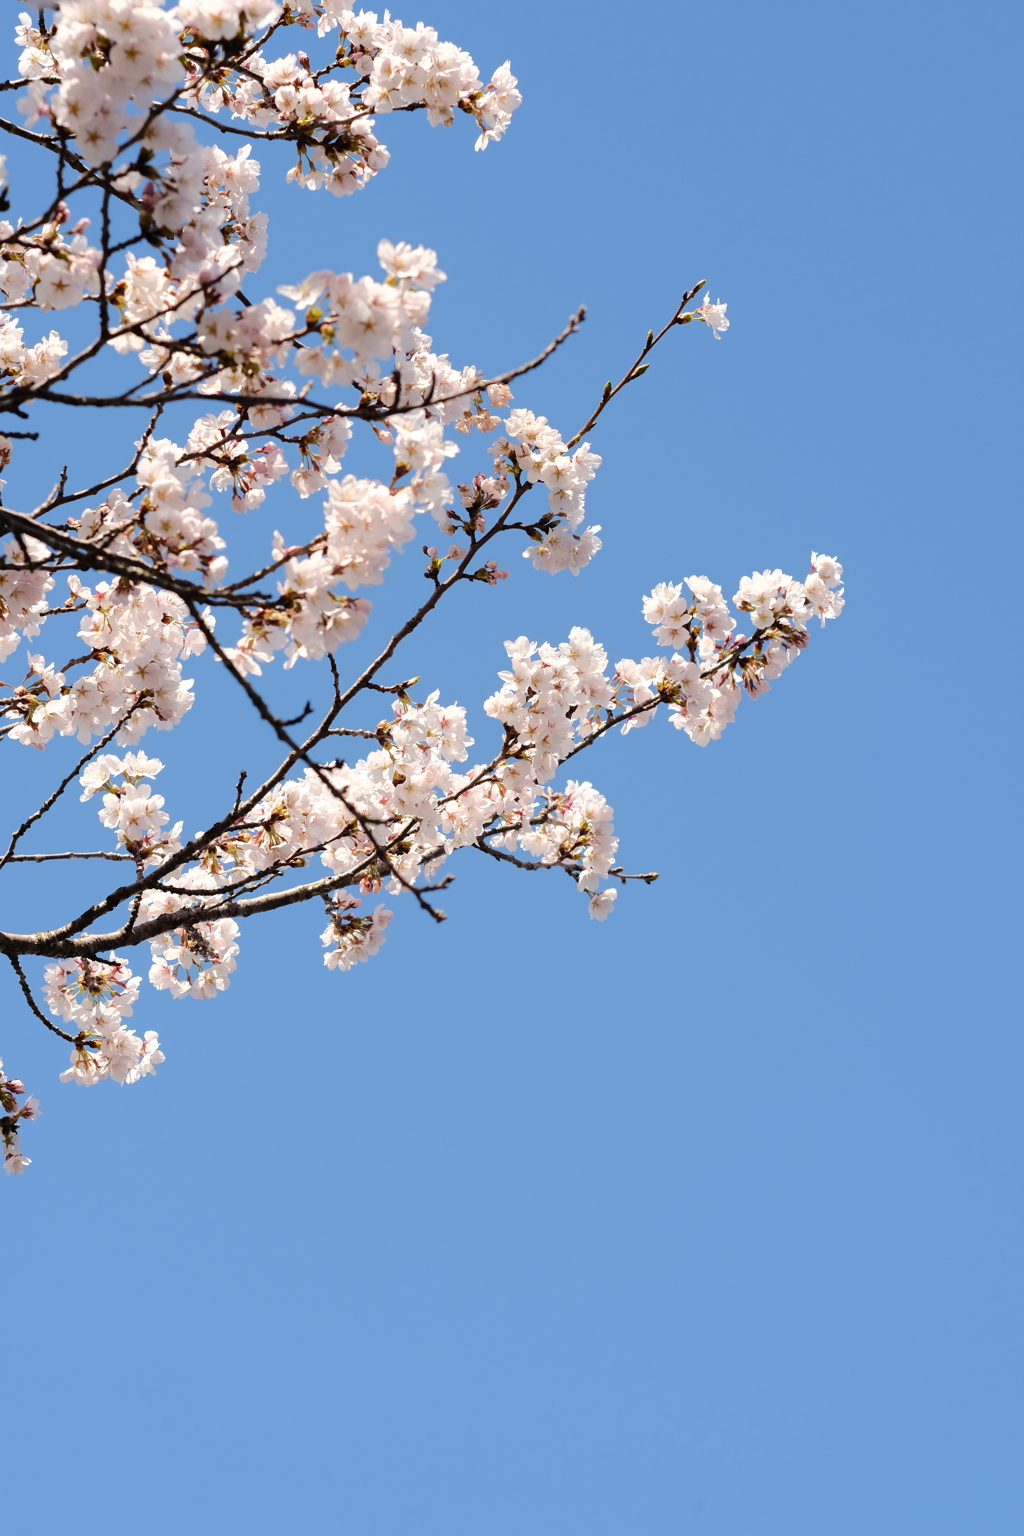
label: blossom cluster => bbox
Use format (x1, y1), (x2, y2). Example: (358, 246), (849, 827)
(499, 410), (603, 575)
(321, 895), (392, 969)
(0, 311), (68, 387)
(44, 955), (165, 1088)
(183, 5), (521, 160)
(80, 749), (183, 863)
(17, 18), (271, 339)
(2, 563), (206, 749)
(78, 749), (236, 991)
(0, 219), (102, 312)
(0, 523), (51, 662)
(144, 894), (241, 998)
(21, 2), (184, 167)
(616, 554), (846, 745)
(105, 141), (269, 357)
(0, 1057), (39, 1174)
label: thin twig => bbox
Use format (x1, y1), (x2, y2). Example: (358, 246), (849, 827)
(566, 282), (705, 449)
(0, 700), (146, 873)
(3, 851), (134, 863)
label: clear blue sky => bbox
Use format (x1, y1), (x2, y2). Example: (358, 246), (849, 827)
(3, 2), (1020, 1532)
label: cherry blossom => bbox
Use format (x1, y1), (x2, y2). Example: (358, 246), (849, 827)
(697, 295), (730, 338)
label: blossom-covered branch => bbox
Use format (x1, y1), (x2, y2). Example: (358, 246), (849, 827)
(0, 2), (843, 1173)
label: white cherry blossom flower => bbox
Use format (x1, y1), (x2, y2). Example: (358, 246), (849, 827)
(696, 295), (729, 338)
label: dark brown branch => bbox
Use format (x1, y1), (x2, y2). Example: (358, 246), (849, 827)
(473, 839), (546, 873)
(0, 505), (274, 609)
(6, 953), (75, 1044)
(16, 307), (585, 426)
(556, 697), (661, 767)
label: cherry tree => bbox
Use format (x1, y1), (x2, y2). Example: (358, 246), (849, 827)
(0, 2), (844, 1173)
